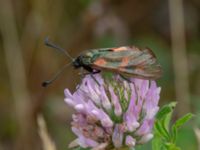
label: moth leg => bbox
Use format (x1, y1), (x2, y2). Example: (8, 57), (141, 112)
(76, 68), (86, 90)
(79, 72), (101, 86)
(119, 74), (131, 82)
(78, 68), (87, 76)
(77, 69), (101, 87)
(92, 70), (101, 74)
(89, 70), (101, 86)
(90, 74), (100, 86)
(78, 70), (100, 76)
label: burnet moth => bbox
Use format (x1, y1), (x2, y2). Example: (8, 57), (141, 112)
(42, 38), (161, 87)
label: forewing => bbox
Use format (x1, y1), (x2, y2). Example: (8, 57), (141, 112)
(92, 46), (162, 79)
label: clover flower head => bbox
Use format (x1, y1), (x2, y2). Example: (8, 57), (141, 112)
(64, 73), (161, 150)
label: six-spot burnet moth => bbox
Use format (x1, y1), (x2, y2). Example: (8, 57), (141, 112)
(42, 38), (162, 87)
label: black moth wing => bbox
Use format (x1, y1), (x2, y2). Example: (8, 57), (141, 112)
(91, 46), (162, 79)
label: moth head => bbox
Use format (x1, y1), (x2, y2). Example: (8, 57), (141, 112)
(73, 56), (82, 68)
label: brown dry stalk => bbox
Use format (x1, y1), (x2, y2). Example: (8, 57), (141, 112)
(169, 0), (191, 116)
(37, 115), (57, 150)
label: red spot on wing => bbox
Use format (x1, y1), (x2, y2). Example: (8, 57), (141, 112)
(112, 46), (127, 52)
(94, 58), (107, 66)
(120, 57), (129, 67)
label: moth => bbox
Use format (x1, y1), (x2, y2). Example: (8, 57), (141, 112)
(73, 46), (161, 79)
(42, 39), (162, 87)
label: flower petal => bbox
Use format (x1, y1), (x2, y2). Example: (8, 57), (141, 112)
(109, 85), (122, 116)
(125, 135), (136, 147)
(138, 133), (153, 144)
(112, 125), (124, 148)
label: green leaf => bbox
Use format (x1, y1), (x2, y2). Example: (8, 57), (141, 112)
(173, 113), (194, 129)
(153, 102), (193, 150)
(158, 102), (176, 131)
(171, 113), (193, 143)
(162, 110), (173, 131)
(152, 133), (163, 150)
(156, 102), (177, 120)
(154, 121), (170, 140)
(171, 125), (177, 143)
(155, 102), (177, 140)
(165, 143), (181, 150)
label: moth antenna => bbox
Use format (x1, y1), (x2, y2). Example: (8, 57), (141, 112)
(42, 62), (72, 87)
(44, 37), (74, 61)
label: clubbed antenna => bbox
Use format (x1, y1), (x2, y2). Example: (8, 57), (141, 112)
(44, 37), (74, 61)
(42, 62), (72, 87)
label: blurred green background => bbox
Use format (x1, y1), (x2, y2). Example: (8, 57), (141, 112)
(0, 0), (200, 150)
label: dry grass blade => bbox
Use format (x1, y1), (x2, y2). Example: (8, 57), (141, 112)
(37, 115), (57, 150)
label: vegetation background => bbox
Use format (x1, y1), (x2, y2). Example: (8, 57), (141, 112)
(0, 0), (200, 150)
